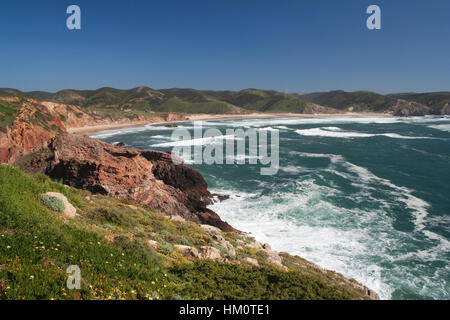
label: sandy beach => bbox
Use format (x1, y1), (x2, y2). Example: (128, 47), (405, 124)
(67, 112), (393, 135)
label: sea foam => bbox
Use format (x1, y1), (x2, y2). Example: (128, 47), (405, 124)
(295, 127), (432, 139)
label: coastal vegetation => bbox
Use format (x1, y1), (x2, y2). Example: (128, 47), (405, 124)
(0, 164), (375, 300)
(2, 87), (448, 121)
(0, 100), (19, 131)
(299, 90), (397, 112)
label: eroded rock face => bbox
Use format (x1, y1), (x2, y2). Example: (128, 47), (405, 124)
(441, 103), (450, 115)
(393, 99), (431, 117)
(19, 134), (234, 231)
(165, 113), (186, 122)
(0, 97), (97, 163)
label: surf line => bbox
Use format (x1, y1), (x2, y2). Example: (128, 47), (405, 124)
(168, 121), (280, 176)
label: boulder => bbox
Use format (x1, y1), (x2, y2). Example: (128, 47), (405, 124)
(165, 113), (186, 122)
(43, 192), (78, 218)
(199, 224), (222, 234)
(147, 240), (159, 249)
(170, 215), (186, 222)
(243, 257), (259, 266)
(174, 245), (200, 258)
(247, 241), (263, 250)
(265, 251), (285, 269)
(212, 234), (236, 257)
(199, 246), (222, 261)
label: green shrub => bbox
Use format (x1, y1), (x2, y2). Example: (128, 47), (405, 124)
(38, 194), (65, 212)
(113, 234), (163, 267)
(155, 236), (174, 255)
(180, 237), (194, 247)
(169, 261), (350, 300)
(92, 207), (137, 227)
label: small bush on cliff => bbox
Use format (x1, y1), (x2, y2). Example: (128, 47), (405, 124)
(38, 194), (65, 212)
(114, 235), (163, 267)
(90, 205), (137, 227)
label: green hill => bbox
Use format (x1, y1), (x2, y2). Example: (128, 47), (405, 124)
(0, 87), (327, 117)
(0, 164), (374, 300)
(299, 90), (397, 112)
(2, 87), (449, 117)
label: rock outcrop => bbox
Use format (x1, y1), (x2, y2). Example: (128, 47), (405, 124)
(0, 97), (97, 163)
(0, 97), (187, 164)
(165, 113), (186, 122)
(18, 134), (234, 231)
(441, 103), (450, 115)
(393, 99), (431, 117)
(175, 245), (223, 261)
(43, 192), (78, 218)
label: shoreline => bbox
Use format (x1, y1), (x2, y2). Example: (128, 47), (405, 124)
(61, 111), (390, 299)
(68, 111), (393, 135)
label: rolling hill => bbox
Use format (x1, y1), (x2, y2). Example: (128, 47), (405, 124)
(1, 87), (449, 119)
(298, 90), (397, 112)
(0, 87), (331, 118)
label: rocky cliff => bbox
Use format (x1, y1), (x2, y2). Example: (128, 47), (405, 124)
(0, 96), (97, 163)
(1, 95), (232, 230)
(441, 103), (450, 115)
(17, 134), (234, 231)
(0, 96), (182, 163)
(393, 99), (431, 117)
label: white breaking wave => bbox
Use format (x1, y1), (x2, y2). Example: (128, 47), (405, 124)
(150, 135), (172, 139)
(295, 127), (432, 139)
(87, 116), (450, 139)
(204, 115), (450, 129)
(428, 124), (450, 132)
(151, 134), (238, 147)
(274, 125), (291, 130)
(88, 124), (192, 139)
(209, 182), (394, 299)
(209, 152), (449, 300)
(293, 152), (431, 232)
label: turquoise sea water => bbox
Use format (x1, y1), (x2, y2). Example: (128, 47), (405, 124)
(91, 116), (450, 300)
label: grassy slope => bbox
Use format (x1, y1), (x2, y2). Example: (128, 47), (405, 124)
(0, 164), (370, 300)
(0, 99), (21, 132)
(299, 90), (397, 112)
(2, 87), (449, 119)
(205, 89), (319, 113)
(0, 87), (323, 118)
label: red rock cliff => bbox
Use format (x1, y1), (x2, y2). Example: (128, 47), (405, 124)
(0, 97), (98, 163)
(18, 134), (234, 231)
(1, 96), (233, 231)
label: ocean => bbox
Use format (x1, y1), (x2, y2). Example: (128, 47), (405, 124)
(90, 115), (450, 300)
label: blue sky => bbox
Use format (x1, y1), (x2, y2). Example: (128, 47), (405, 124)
(0, 0), (449, 93)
